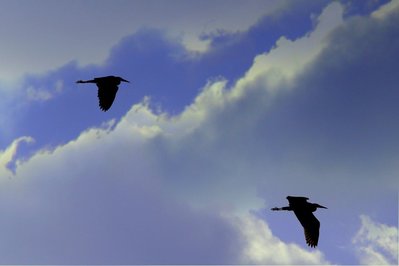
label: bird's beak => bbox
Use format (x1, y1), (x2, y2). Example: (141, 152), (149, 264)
(121, 78), (130, 83)
(318, 204), (327, 209)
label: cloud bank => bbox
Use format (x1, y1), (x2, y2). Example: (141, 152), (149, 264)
(0, 1), (397, 264)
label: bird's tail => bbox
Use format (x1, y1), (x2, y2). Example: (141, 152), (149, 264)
(271, 207), (281, 211)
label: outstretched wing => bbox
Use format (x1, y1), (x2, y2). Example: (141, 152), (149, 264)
(97, 83), (118, 111)
(293, 210), (320, 248)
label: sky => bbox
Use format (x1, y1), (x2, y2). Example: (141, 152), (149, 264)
(0, 0), (397, 264)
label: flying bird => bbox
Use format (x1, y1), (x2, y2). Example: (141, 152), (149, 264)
(76, 75), (130, 111)
(271, 196), (327, 248)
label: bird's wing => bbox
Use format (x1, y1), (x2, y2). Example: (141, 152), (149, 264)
(287, 196), (309, 205)
(97, 84), (118, 111)
(293, 210), (320, 248)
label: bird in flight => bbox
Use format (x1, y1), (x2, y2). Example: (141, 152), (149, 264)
(76, 75), (130, 111)
(271, 196), (327, 248)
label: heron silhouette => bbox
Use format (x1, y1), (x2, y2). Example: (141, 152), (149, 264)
(76, 76), (130, 111)
(271, 196), (327, 248)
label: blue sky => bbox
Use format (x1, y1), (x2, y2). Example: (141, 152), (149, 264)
(0, 0), (397, 264)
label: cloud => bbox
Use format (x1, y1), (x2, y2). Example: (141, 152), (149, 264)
(25, 79), (63, 102)
(0, 117), (242, 264)
(0, 3), (347, 262)
(234, 1), (343, 93)
(0, 136), (34, 177)
(0, 113), (329, 263)
(372, 0), (399, 19)
(0, 0), (288, 82)
(1, 1), (329, 153)
(0, 1), (397, 264)
(236, 213), (329, 264)
(352, 215), (398, 265)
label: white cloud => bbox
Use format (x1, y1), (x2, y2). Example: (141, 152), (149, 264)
(235, 213), (329, 264)
(0, 136), (34, 177)
(0, 116), (330, 263)
(352, 215), (398, 265)
(152, 1), (344, 120)
(26, 87), (53, 101)
(233, 1), (343, 97)
(28, 79), (65, 102)
(372, 0), (399, 19)
(0, 113), (239, 263)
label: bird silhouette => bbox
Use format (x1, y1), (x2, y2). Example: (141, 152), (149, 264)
(271, 196), (327, 248)
(76, 76), (130, 111)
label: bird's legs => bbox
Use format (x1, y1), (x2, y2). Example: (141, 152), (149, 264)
(76, 79), (96, 84)
(271, 206), (292, 211)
